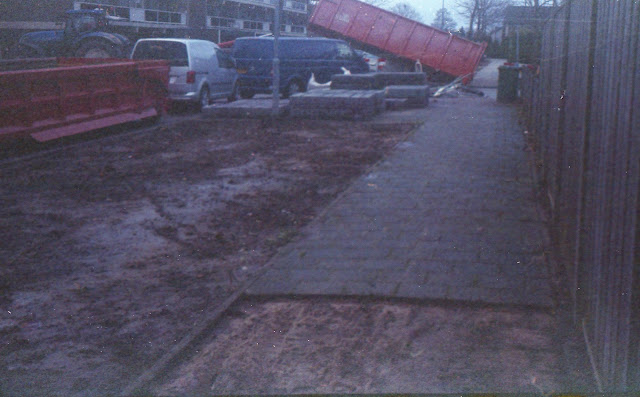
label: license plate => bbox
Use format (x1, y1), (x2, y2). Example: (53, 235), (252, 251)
(169, 76), (177, 84)
(237, 69), (247, 74)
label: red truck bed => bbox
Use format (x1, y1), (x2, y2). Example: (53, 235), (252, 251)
(308, 0), (487, 83)
(0, 58), (168, 142)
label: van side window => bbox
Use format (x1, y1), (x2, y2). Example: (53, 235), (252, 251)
(233, 40), (273, 59)
(281, 40), (334, 60)
(216, 49), (235, 68)
(132, 41), (188, 67)
(335, 43), (355, 60)
(317, 42), (335, 60)
(191, 42), (214, 58)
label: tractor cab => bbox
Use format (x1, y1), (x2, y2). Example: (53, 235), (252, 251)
(63, 10), (110, 37)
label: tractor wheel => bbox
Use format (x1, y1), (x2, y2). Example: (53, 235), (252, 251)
(239, 88), (255, 99)
(75, 40), (118, 58)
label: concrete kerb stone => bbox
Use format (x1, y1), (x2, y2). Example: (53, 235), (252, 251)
(385, 85), (431, 107)
(385, 98), (411, 110)
(203, 99), (289, 118)
(289, 89), (385, 120)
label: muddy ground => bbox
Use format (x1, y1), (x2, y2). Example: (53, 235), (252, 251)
(0, 114), (416, 396)
(158, 298), (569, 395)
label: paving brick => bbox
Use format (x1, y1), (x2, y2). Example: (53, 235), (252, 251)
(289, 89), (385, 120)
(204, 99), (289, 118)
(246, 96), (552, 308)
(395, 282), (452, 299)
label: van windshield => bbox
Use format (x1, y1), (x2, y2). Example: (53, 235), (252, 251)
(233, 39), (273, 59)
(132, 41), (189, 67)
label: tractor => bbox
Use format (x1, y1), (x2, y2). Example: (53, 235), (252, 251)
(9, 9), (130, 59)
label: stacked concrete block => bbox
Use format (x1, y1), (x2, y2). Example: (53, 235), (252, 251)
(330, 72), (429, 91)
(385, 85), (431, 107)
(384, 98), (411, 110)
(373, 72), (428, 89)
(330, 73), (376, 90)
(289, 89), (385, 120)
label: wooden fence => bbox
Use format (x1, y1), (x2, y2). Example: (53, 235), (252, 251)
(520, 0), (639, 391)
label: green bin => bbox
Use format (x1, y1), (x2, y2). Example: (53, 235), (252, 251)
(497, 65), (521, 103)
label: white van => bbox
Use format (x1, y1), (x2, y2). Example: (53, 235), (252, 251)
(131, 38), (238, 111)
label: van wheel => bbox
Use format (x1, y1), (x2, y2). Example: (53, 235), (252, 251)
(239, 88), (255, 99)
(196, 85), (210, 112)
(283, 79), (304, 99)
(227, 82), (239, 102)
(315, 73), (331, 84)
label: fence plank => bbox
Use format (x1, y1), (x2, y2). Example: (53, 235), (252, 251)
(521, 0), (640, 390)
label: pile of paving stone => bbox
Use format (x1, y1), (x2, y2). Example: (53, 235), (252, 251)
(205, 72), (431, 120)
(289, 72), (430, 120)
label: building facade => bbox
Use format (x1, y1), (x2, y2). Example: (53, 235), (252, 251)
(0, 0), (309, 53)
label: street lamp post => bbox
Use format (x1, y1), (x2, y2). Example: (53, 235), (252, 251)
(272, 0), (281, 118)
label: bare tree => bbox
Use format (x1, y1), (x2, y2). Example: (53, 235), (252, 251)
(389, 2), (423, 22)
(432, 8), (457, 31)
(456, 0), (511, 38)
(521, 0), (557, 6)
(513, 0), (560, 33)
(360, 0), (394, 9)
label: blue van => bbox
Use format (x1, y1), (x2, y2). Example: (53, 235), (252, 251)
(232, 37), (369, 98)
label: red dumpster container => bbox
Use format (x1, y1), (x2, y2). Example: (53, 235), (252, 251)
(0, 58), (169, 142)
(308, 0), (487, 83)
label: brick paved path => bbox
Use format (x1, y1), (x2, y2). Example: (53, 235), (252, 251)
(247, 96), (551, 308)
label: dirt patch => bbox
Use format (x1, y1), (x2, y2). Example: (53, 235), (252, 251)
(157, 299), (564, 395)
(0, 116), (416, 396)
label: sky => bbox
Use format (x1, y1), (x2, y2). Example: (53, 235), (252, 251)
(388, 0), (466, 28)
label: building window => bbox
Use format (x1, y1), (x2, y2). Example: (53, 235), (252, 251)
(290, 1), (305, 11)
(78, 2), (131, 19)
(77, 0), (185, 22)
(243, 20), (264, 30)
(144, 0), (186, 12)
(144, 9), (182, 23)
(290, 25), (305, 33)
(209, 17), (236, 28)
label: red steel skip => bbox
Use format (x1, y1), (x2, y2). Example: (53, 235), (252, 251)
(308, 0), (487, 83)
(0, 58), (169, 142)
